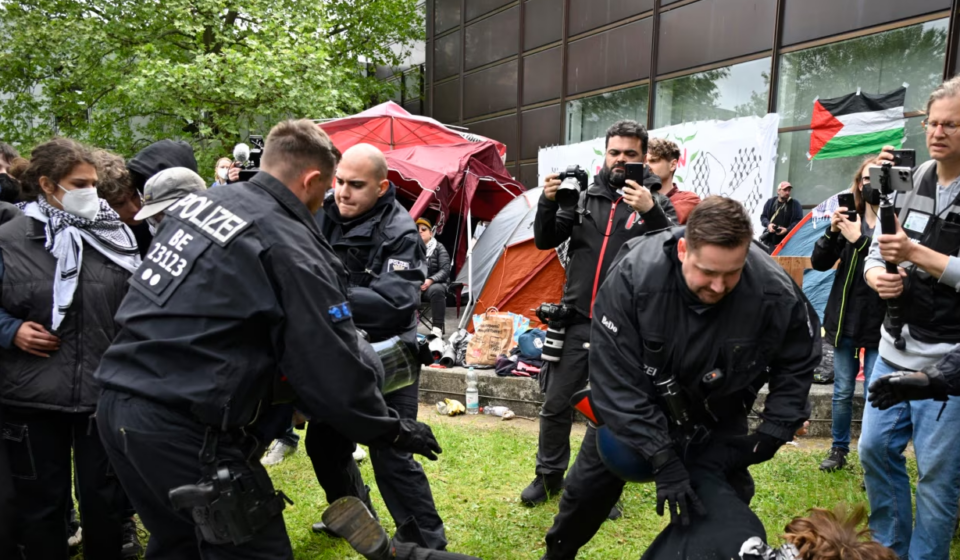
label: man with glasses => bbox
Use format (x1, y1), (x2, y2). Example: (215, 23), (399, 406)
(860, 76), (960, 560)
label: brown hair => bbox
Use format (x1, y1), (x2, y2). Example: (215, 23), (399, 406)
(7, 157), (30, 180)
(92, 149), (134, 206)
(648, 138), (681, 162)
(783, 505), (897, 560)
(685, 196), (754, 250)
(18, 138), (96, 200)
(263, 119), (338, 183)
(0, 142), (19, 165)
(851, 156), (875, 217)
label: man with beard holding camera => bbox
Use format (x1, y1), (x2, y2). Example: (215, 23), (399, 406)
(522, 120), (676, 510)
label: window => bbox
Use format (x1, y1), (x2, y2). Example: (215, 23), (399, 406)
(654, 57), (770, 129)
(565, 85), (648, 145)
(774, 116), (930, 206)
(776, 19), (949, 128)
(403, 67), (423, 102)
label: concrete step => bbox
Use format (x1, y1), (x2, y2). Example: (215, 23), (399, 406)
(418, 365), (863, 439)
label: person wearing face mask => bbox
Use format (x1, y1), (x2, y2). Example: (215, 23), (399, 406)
(133, 167), (207, 235)
(524, 120), (676, 511)
(211, 157), (232, 188)
(810, 157), (885, 474)
(0, 138), (141, 560)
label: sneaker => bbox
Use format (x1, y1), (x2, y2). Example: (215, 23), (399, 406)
(121, 517), (143, 559)
(353, 446), (367, 463)
(431, 326), (443, 339)
(261, 440), (296, 466)
(67, 526), (82, 549)
(607, 500), (623, 520)
(520, 474), (564, 506)
(67, 507), (82, 548)
(819, 447), (848, 472)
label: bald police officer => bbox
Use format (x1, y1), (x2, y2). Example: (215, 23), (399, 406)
(95, 120), (441, 560)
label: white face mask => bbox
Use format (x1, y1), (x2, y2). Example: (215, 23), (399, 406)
(146, 214), (162, 236)
(56, 184), (100, 220)
(217, 168), (228, 180)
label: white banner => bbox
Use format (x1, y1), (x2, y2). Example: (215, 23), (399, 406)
(537, 114), (781, 236)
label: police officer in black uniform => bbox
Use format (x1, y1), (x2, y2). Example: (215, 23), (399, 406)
(523, 120), (676, 508)
(308, 143), (447, 550)
(95, 120), (442, 560)
(540, 197), (820, 560)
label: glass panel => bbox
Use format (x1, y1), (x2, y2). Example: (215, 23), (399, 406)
(565, 85), (649, 145)
(569, 0), (652, 36)
(523, 47), (562, 105)
(464, 6), (519, 70)
(434, 79), (461, 124)
(776, 19), (949, 128)
(566, 18), (652, 96)
(774, 116), (929, 206)
(654, 57), (770, 129)
(435, 0), (461, 34)
(524, 0), (562, 51)
(404, 67), (423, 102)
(386, 78), (402, 104)
(782, 0), (950, 47)
(463, 60), (518, 119)
(465, 0), (513, 21)
(434, 31), (461, 81)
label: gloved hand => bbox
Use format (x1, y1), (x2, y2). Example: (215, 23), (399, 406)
(868, 367), (949, 410)
(652, 452), (706, 526)
(706, 432), (786, 471)
(393, 419), (443, 461)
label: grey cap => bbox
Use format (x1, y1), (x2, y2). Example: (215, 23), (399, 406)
(134, 167), (207, 221)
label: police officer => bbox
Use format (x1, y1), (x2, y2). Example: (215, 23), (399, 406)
(95, 120), (442, 560)
(523, 120), (676, 508)
(541, 197), (821, 560)
(307, 143), (447, 550)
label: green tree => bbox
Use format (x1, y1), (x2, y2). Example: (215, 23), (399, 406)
(0, 0), (423, 173)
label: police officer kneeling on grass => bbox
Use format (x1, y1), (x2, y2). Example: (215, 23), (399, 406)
(540, 197), (821, 560)
(95, 120), (441, 560)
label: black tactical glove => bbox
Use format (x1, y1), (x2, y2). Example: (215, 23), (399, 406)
(393, 419), (443, 461)
(652, 452), (706, 526)
(868, 367), (949, 410)
(706, 432), (786, 471)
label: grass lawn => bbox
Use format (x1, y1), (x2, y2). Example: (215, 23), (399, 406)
(267, 409), (960, 560)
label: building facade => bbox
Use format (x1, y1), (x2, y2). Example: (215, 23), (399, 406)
(389, 0), (960, 206)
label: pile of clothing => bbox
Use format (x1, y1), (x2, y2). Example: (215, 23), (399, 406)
(494, 329), (546, 378)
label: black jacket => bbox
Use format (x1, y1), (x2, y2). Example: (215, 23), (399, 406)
(590, 228), (821, 460)
(534, 169), (676, 319)
(810, 220), (885, 348)
(96, 172), (400, 445)
(0, 215), (130, 412)
(760, 197), (804, 243)
(426, 241), (451, 284)
(126, 140), (198, 193)
(317, 183), (425, 343)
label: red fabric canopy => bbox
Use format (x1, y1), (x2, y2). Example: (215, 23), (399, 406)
(319, 101), (507, 156)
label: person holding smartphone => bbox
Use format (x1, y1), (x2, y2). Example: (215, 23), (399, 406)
(810, 157), (884, 472)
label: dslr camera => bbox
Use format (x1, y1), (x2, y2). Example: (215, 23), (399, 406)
(536, 303), (577, 363)
(555, 165), (589, 207)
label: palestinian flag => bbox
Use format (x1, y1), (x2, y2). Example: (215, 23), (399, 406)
(808, 87), (906, 160)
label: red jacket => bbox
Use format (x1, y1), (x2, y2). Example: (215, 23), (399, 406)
(664, 184), (701, 225)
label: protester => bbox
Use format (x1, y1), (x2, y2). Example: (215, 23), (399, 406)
(0, 141), (18, 174)
(646, 138), (701, 224)
(0, 138), (141, 559)
(311, 143), (448, 550)
(810, 157), (884, 473)
(95, 120), (441, 558)
(524, 120), (676, 513)
(93, 149), (152, 257)
(760, 181), (803, 252)
(417, 217), (451, 337)
(0, 141), (20, 558)
(211, 156), (232, 188)
(133, 167), (207, 229)
(859, 76), (960, 560)
(540, 197), (820, 560)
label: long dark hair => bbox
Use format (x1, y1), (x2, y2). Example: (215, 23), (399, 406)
(18, 138), (96, 201)
(851, 156), (875, 218)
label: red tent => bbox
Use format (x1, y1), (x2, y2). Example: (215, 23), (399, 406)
(320, 101), (507, 157)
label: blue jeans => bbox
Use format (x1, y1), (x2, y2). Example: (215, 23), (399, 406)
(859, 357), (960, 560)
(831, 338), (879, 451)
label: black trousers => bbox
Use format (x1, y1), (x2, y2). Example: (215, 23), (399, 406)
(0, 405), (17, 558)
(2, 406), (125, 560)
(97, 390), (293, 560)
(536, 322), (591, 476)
(544, 426), (760, 560)
(422, 283), (447, 330)
(306, 379), (447, 550)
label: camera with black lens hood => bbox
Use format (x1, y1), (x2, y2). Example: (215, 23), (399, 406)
(537, 302), (577, 363)
(555, 165), (589, 208)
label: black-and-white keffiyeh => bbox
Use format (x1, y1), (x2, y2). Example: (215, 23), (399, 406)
(23, 197), (141, 330)
(739, 537), (800, 560)
(425, 236), (438, 258)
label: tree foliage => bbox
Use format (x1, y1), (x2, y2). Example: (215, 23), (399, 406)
(0, 0), (423, 172)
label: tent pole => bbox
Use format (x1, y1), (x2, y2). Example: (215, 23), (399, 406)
(466, 206), (473, 329)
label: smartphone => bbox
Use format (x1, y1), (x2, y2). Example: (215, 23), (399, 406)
(836, 192), (857, 221)
(869, 165), (913, 193)
(892, 149), (916, 169)
(624, 162), (647, 188)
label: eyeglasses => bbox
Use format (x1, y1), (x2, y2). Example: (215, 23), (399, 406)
(922, 119), (960, 135)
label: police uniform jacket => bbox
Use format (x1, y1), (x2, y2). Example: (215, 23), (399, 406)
(589, 228), (821, 461)
(534, 169), (677, 320)
(96, 172), (400, 444)
(317, 183), (424, 343)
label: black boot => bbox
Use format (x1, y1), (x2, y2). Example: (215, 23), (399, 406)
(313, 485), (378, 537)
(819, 447), (848, 472)
(520, 473), (564, 506)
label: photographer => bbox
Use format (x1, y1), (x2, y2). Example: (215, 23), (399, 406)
(859, 77), (960, 560)
(759, 182), (803, 252)
(810, 157), (883, 473)
(523, 120), (676, 509)
(540, 197), (819, 560)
